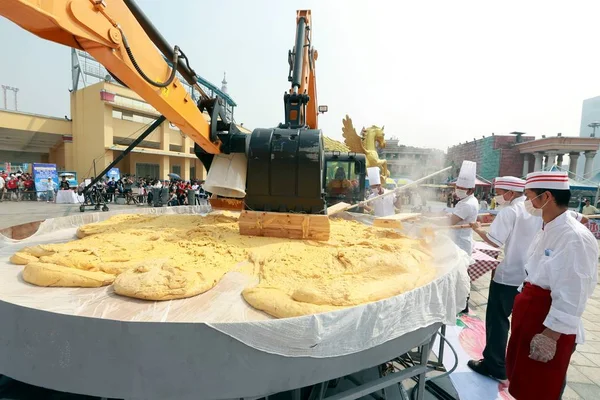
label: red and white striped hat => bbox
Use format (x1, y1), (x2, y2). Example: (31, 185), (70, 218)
(494, 176), (526, 192)
(524, 171), (570, 190)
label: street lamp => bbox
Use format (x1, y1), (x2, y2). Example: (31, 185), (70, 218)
(1, 85), (19, 111)
(588, 122), (600, 138)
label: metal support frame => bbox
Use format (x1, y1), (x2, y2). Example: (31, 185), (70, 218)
(304, 334), (435, 400)
(78, 115), (166, 212)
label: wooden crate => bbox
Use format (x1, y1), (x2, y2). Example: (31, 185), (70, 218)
(238, 211), (330, 241)
(209, 197), (244, 211)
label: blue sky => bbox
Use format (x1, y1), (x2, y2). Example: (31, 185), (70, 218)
(2, 0), (600, 150)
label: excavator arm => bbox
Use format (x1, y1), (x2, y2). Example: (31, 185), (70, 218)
(283, 10), (321, 130)
(0, 0), (225, 154)
(2, 2), (329, 223)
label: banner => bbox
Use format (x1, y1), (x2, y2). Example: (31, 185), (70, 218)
(586, 219), (600, 239)
(107, 167), (120, 181)
(32, 163), (59, 197)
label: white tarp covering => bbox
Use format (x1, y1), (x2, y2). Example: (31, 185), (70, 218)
(0, 206), (470, 358)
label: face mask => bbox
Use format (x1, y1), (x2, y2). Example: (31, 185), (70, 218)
(455, 189), (468, 199)
(524, 193), (549, 217)
(494, 195), (506, 205)
(523, 199), (542, 217)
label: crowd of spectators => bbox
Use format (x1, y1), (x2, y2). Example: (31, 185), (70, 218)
(0, 170), (209, 207)
(77, 175), (209, 207)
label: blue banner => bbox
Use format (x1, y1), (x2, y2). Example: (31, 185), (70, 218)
(107, 167), (120, 181)
(32, 163), (58, 195)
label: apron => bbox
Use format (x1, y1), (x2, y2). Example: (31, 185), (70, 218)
(506, 283), (576, 400)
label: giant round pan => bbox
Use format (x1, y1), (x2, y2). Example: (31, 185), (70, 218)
(0, 206), (470, 399)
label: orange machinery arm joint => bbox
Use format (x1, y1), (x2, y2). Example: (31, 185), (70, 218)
(0, 0), (221, 154)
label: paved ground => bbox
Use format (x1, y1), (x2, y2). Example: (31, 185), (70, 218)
(0, 200), (138, 230)
(1, 200), (599, 399)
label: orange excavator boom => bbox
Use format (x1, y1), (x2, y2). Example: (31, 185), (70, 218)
(0, 0), (222, 154)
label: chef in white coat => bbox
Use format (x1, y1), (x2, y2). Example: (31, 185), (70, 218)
(449, 160), (479, 256)
(467, 176), (539, 381)
(505, 171), (598, 399)
(445, 160), (479, 313)
(362, 167), (400, 217)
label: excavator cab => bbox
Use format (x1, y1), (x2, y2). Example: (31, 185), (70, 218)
(323, 152), (367, 208)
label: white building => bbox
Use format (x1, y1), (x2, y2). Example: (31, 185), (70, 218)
(578, 96), (600, 179)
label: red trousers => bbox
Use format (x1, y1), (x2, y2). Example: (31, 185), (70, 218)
(506, 283), (576, 400)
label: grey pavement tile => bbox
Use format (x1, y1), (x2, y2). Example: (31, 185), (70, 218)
(569, 382), (600, 400)
(584, 330), (600, 341)
(573, 365), (600, 383)
(562, 384), (583, 400)
(571, 351), (598, 367)
(584, 304), (600, 316)
(582, 312), (600, 323)
(469, 291), (488, 307)
(578, 351), (600, 367)
(567, 365), (594, 384)
(582, 319), (600, 332)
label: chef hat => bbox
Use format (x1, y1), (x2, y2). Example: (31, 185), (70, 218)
(456, 160), (476, 189)
(367, 167), (381, 185)
(494, 176), (525, 192)
(524, 171), (569, 190)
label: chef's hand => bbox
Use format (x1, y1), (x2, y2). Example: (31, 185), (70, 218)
(359, 201), (367, 208)
(470, 221), (482, 231)
(529, 333), (557, 362)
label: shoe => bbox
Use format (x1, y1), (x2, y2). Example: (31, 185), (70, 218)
(467, 359), (507, 382)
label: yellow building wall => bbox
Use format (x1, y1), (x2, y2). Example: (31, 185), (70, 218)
(49, 143), (66, 171)
(0, 109), (71, 135)
(112, 118), (161, 143)
(64, 82), (210, 181)
(70, 83), (110, 179)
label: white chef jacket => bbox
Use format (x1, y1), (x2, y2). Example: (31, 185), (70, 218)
(451, 194), (479, 256)
(368, 190), (396, 217)
(523, 211), (598, 343)
(486, 196), (541, 286)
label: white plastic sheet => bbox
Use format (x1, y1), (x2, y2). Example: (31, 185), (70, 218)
(0, 207), (470, 358)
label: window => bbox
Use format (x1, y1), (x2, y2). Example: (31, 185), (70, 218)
(113, 95), (158, 114)
(136, 163), (159, 179)
(190, 167), (196, 180)
(172, 165), (181, 176)
(112, 108), (157, 125)
(324, 161), (361, 201)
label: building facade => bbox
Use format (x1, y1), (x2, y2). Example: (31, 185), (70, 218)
(379, 139), (446, 182)
(0, 80), (248, 181)
(516, 135), (600, 179)
(445, 134), (535, 181)
(65, 81), (244, 181)
(578, 96), (600, 179)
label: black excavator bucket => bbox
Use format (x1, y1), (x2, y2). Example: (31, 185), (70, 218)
(245, 127), (325, 214)
(194, 128), (326, 215)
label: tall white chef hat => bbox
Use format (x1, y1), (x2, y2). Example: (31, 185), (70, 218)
(456, 160), (476, 189)
(494, 176), (525, 192)
(525, 171), (569, 190)
(367, 167), (381, 186)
